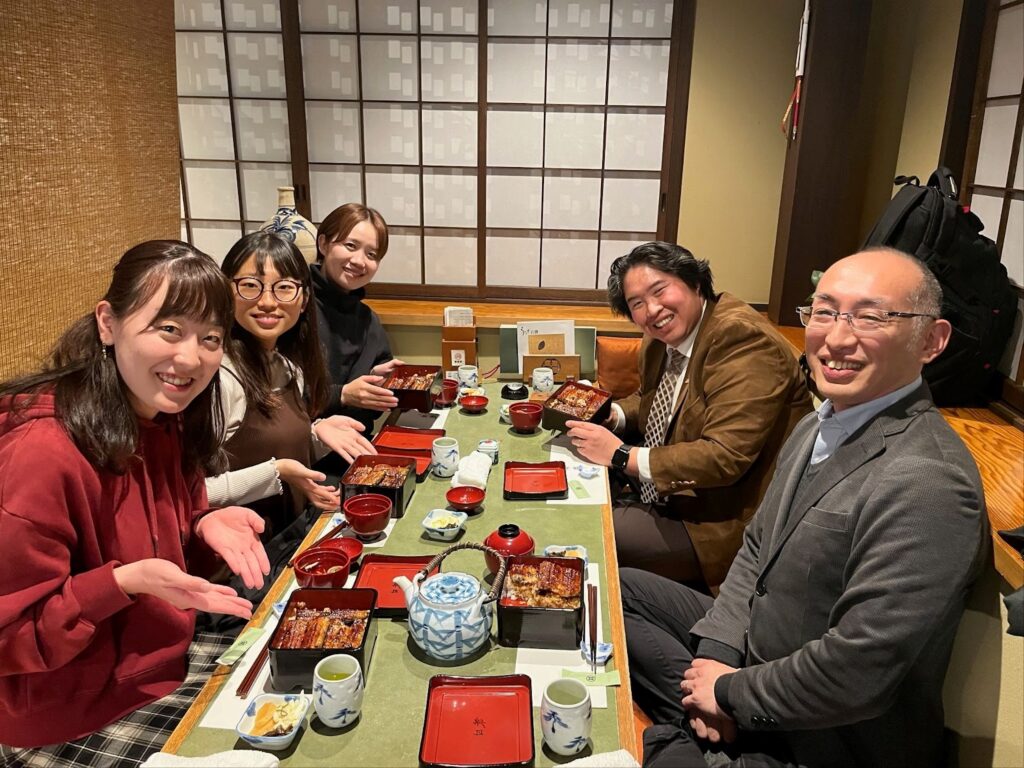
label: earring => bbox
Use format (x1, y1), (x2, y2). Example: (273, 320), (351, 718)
(102, 344), (110, 360)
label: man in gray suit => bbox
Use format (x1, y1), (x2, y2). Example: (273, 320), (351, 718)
(624, 248), (989, 767)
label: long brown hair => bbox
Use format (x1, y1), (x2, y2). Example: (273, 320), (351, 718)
(221, 232), (329, 417)
(0, 241), (234, 475)
(316, 203), (389, 262)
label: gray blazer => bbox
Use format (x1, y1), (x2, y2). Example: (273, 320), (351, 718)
(691, 384), (989, 768)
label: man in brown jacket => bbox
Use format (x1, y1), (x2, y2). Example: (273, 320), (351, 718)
(567, 242), (812, 591)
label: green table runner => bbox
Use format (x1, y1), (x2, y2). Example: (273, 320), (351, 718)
(174, 383), (623, 765)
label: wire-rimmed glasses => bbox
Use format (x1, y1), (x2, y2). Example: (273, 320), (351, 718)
(796, 306), (937, 334)
(232, 277), (304, 303)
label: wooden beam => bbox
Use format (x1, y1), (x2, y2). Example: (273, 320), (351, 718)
(768, 0), (874, 326)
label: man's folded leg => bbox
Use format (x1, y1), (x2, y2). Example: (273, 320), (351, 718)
(621, 567), (714, 724)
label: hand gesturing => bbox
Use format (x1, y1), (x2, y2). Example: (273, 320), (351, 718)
(194, 506), (271, 590)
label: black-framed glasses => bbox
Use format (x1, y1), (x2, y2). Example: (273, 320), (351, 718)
(232, 277), (304, 303)
(796, 306), (937, 334)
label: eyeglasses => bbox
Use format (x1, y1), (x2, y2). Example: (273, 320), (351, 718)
(796, 306), (936, 334)
(232, 277), (303, 303)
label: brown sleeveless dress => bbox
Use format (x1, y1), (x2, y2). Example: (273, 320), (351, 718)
(222, 369), (312, 539)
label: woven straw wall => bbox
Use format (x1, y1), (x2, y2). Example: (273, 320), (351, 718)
(0, 2), (179, 380)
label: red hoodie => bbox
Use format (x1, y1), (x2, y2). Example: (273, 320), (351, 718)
(0, 395), (207, 747)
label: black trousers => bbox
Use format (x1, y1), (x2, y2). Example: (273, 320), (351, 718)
(621, 568), (796, 768)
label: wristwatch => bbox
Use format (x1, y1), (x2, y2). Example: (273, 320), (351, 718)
(610, 444), (632, 470)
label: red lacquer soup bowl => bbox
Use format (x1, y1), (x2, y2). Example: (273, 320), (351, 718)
(343, 493), (392, 539)
(292, 549), (351, 588)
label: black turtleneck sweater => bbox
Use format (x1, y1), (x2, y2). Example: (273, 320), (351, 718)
(310, 263), (393, 432)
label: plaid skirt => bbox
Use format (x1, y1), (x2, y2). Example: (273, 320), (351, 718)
(0, 631), (233, 768)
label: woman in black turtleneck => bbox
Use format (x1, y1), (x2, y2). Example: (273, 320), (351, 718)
(311, 203), (404, 438)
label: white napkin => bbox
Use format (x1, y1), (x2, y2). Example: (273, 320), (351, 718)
(450, 450), (492, 489)
(564, 749), (641, 767)
(142, 751), (279, 767)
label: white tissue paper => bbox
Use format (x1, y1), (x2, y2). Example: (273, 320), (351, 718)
(142, 751), (279, 767)
(564, 749), (641, 767)
(450, 450), (492, 489)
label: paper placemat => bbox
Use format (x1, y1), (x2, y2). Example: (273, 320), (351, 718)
(515, 564), (610, 708)
(546, 435), (609, 506)
(199, 568), (361, 731)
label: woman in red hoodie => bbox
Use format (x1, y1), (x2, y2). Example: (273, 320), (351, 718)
(0, 241), (270, 760)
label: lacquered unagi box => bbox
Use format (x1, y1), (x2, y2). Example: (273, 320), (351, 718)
(541, 381), (612, 432)
(341, 454), (417, 517)
(497, 555), (584, 650)
(383, 364), (442, 413)
(269, 587), (377, 691)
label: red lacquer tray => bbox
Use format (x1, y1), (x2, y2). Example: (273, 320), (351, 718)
(372, 425), (445, 476)
(503, 461), (569, 500)
(419, 674), (534, 768)
(352, 554), (437, 618)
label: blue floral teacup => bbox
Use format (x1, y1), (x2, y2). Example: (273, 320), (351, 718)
(431, 437), (460, 478)
(541, 678), (592, 756)
(313, 654), (364, 729)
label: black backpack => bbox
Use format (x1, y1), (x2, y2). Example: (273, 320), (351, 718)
(863, 167), (1017, 406)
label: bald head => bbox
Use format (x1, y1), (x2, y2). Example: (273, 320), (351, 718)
(805, 248), (951, 410)
(824, 248), (942, 319)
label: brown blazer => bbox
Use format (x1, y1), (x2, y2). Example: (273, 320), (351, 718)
(617, 293), (813, 589)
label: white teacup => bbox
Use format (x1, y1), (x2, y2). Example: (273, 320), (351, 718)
(457, 365), (479, 388)
(313, 654), (364, 729)
(541, 678), (592, 756)
(532, 366), (555, 393)
(431, 436), (460, 478)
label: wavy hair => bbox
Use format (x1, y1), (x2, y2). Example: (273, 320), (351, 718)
(0, 241), (233, 475)
(221, 232), (329, 417)
(607, 242), (715, 318)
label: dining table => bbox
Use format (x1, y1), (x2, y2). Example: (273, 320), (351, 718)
(163, 381), (639, 765)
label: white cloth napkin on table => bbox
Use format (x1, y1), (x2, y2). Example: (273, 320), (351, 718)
(142, 751), (279, 767)
(564, 749), (641, 767)
(450, 450), (492, 489)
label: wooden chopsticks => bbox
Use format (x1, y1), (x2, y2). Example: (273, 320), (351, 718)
(235, 637), (272, 698)
(587, 583), (598, 674)
(286, 518), (349, 567)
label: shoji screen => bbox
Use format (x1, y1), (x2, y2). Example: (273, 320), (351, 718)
(176, 0), (679, 296)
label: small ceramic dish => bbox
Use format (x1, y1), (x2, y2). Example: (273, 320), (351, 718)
(499, 403), (512, 423)
(580, 639), (614, 665)
(446, 485), (485, 513)
(459, 386), (486, 398)
(574, 464), (601, 480)
(236, 693), (310, 751)
(421, 509), (469, 541)
(542, 544), (589, 569)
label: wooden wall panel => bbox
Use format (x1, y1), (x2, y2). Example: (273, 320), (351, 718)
(0, 1), (179, 379)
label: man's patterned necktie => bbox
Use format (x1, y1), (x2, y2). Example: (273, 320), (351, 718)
(640, 348), (685, 504)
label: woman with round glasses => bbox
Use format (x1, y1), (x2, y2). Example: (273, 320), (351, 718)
(311, 203), (405, 435)
(207, 232), (375, 545)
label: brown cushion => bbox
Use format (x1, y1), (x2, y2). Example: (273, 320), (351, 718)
(596, 336), (642, 399)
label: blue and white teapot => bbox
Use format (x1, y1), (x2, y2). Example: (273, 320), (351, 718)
(393, 542), (506, 662)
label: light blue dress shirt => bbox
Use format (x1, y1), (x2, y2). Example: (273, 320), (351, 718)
(810, 376), (923, 465)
